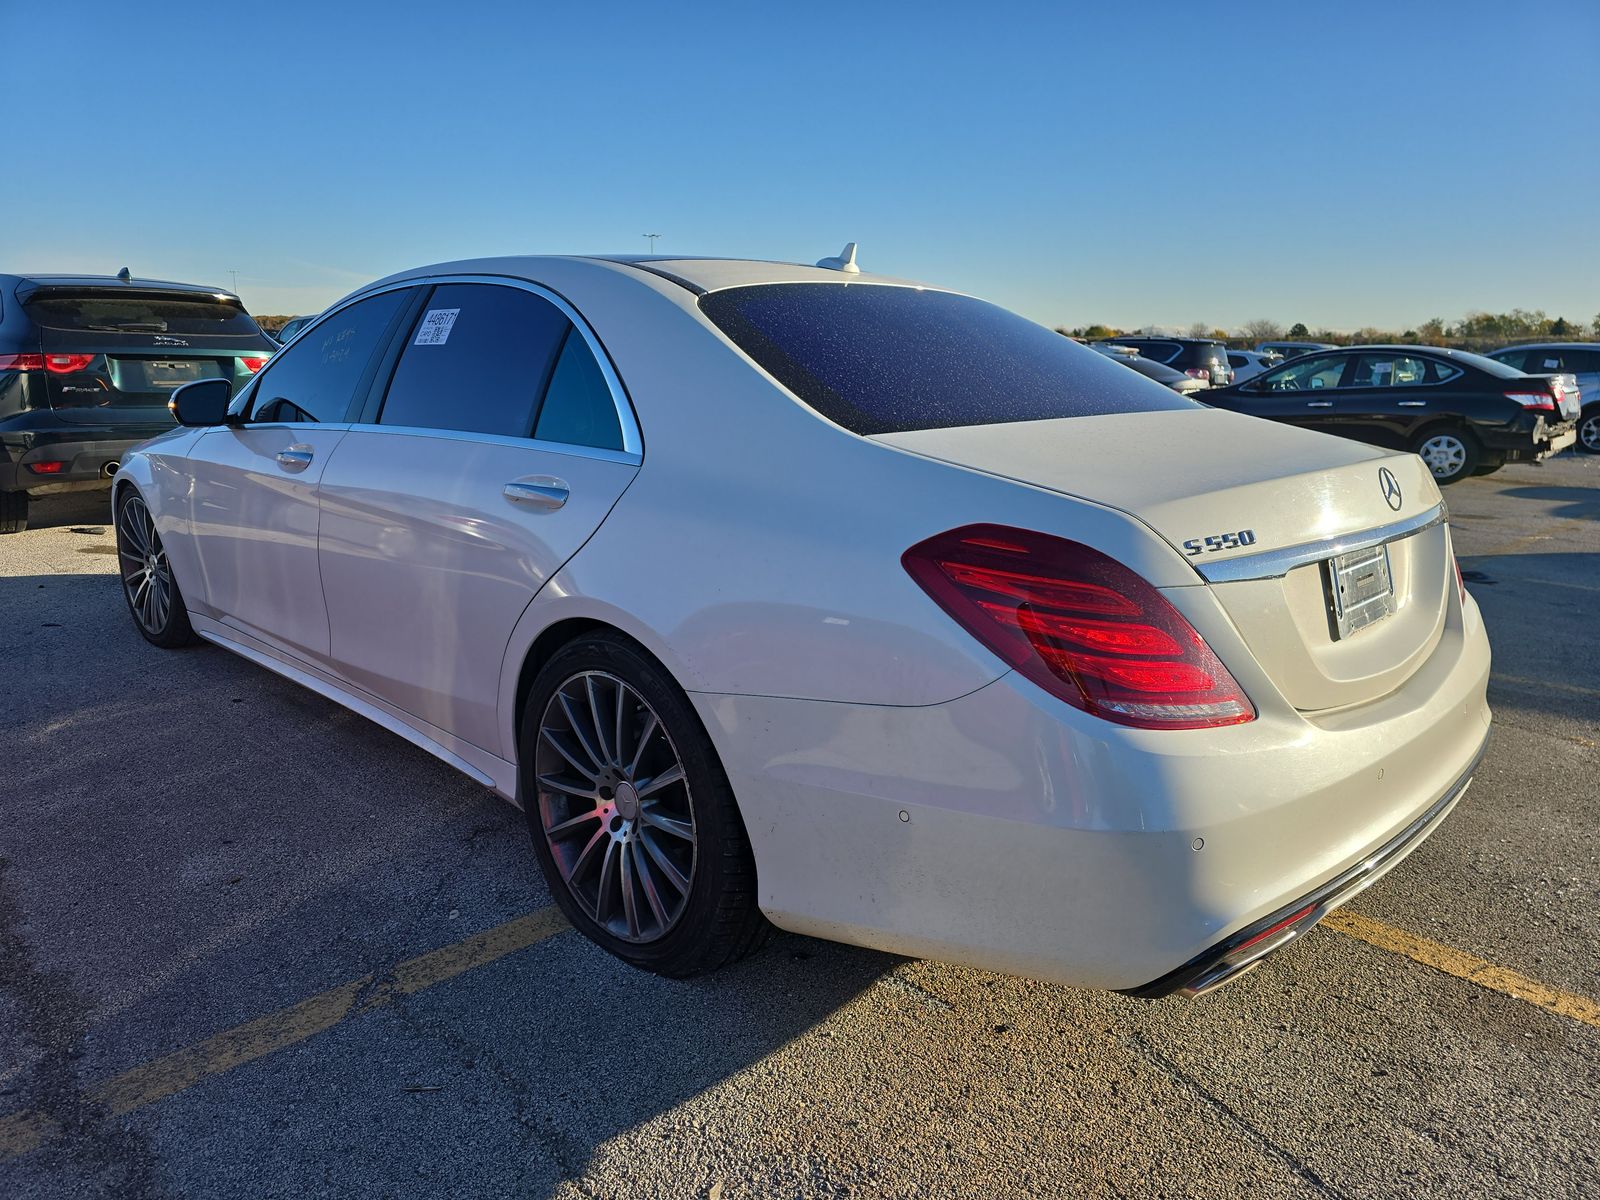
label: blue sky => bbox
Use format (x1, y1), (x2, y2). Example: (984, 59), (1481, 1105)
(9, 1), (1597, 331)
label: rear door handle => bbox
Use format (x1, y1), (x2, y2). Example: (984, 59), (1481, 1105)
(504, 477), (569, 510)
(1306, 401), (1333, 408)
(276, 445), (314, 470)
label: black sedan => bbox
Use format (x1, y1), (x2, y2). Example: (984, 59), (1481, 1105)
(1200, 345), (1580, 484)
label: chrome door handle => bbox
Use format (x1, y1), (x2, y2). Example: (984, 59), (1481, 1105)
(1306, 401), (1333, 408)
(504, 477), (569, 510)
(276, 445), (314, 470)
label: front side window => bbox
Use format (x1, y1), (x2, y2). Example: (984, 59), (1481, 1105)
(1349, 353), (1432, 387)
(1261, 353), (1350, 392)
(378, 284), (568, 437)
(699, 285), (1195, 435)
(252, 289), (410, 423)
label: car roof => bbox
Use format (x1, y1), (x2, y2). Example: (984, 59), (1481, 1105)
(1489, 342), (1594, 352)
(1107, 334), (1225, 345)
(361, 254), (936, 299)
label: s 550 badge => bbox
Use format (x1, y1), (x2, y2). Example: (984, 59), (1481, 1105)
(1183, 529), (1257, 557)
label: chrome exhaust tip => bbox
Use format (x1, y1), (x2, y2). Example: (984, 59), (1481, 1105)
(102, 461), (119, 478)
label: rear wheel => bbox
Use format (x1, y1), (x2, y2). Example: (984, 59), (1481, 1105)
(115, 490), (196, 647)
(1412, 426), (1479, 485)
(1578, 407), (1600, 455)
(520, 633), (768, 977)
(0, 491), (27, 534)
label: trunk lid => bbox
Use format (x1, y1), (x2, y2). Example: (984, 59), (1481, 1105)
(874, 407), (1452, 712)
(24, 288), (274, 426)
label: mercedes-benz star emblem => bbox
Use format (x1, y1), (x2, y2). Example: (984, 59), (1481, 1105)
(1379, 467), (1402, 511)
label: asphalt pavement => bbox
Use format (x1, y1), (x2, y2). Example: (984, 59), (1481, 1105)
(1, 453), (1596, 1199)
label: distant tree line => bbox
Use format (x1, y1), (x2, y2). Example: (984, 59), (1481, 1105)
(1059, 310), (1600, 351)
(253, 314), (294, 334)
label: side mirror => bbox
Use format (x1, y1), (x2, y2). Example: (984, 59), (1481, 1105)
(169, 378), (234, 426)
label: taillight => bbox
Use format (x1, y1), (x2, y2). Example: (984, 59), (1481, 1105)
(1184, 368), (1209, 380)
(26, 461), (66, 474)
(43, 353), (94, 374)
(0, 353), (46, 371)
(903, 524), (1255, 730)
(1504, 388), (1556, 412)
(239, 356), (268, 373)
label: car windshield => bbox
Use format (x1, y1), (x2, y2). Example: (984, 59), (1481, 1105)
(699, 284), (1197, 435)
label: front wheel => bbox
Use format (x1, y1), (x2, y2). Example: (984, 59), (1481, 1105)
(520, 633), (768, 977)
(1412, 427), (1479, 485)
(115, 489), (196, 647)
(1578, 407), (1600, 455)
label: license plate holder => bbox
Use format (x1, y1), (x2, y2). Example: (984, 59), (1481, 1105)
(1325, 543), (1394, 639)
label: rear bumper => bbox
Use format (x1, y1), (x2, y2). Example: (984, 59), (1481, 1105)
(0, 422), (163, 494)
(692, 588), (1492, 992)
(1121, 739), (1481, 997)
(1478, 417), (1577, 461)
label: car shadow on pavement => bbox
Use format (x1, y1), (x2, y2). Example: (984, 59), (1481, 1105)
(12, 491), (114, 533)
(1496, 485), (1600, 520)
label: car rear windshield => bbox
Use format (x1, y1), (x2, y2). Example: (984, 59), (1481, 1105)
(698, 284), (1197, 435)
(24, 292), (265, 338)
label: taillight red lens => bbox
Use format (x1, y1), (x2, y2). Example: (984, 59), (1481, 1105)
(904, 524), (1255, 730)
(1184, 368), (1209, 379)
(0, 353), (46, 371)
(1504, 389), (1555, 411)
(43, 353), (94, 374)
(239, 356), (268, 373)
(26, 461), (66, 474)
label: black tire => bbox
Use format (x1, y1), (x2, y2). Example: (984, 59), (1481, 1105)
(114, 488), (196, 647)
(1411, 425), (1480, 485)
(0, 491), (27, 534)
(519, 632), (768, 977)
(1578, 406), (1600, 456)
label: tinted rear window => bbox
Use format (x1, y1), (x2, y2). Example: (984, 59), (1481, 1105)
(24, 292), (265, 338)
(699, 284), (1195, 435)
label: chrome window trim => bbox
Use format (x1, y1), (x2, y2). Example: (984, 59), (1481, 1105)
(1194, 502), (1447, 583)
(343, 422), (641, 467)
(274, 273), (644, 457)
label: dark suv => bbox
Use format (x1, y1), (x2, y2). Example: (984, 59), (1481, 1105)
(0, 273), (276, 531)
(1099, 336), (1234, 386)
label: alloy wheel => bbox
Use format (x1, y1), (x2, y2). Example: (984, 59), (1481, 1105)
(1580, 413), (1600, 453)
(1418, 434), (1467, 478)
(117, 495), (174, 635)
(535, 671), (697, 943)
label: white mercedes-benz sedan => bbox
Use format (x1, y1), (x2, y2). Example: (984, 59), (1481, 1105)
(112, 252), (1491, 996)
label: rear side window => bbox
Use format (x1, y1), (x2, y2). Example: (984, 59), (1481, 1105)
(699, 285), (1195, 435)
(1489, 349), (1528, 371)
(379, 284), (569, 437)
(535, 330), (624, 450)
(25, 293), (265, 339)
(1350, 353), (1431, 386)
(252, 289), (410, 424)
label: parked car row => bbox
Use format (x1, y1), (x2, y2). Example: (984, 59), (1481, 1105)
(1091, 338), (1583, 484)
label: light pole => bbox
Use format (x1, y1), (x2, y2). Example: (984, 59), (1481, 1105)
(228, 269), (238, 294)
(642, 233), (661, 254)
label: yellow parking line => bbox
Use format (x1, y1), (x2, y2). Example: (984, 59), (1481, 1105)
(1325, 910), (1600, 1029)
(0, 906), (569, 1161)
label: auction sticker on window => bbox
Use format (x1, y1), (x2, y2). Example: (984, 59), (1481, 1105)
(413, 308), (460, 346)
